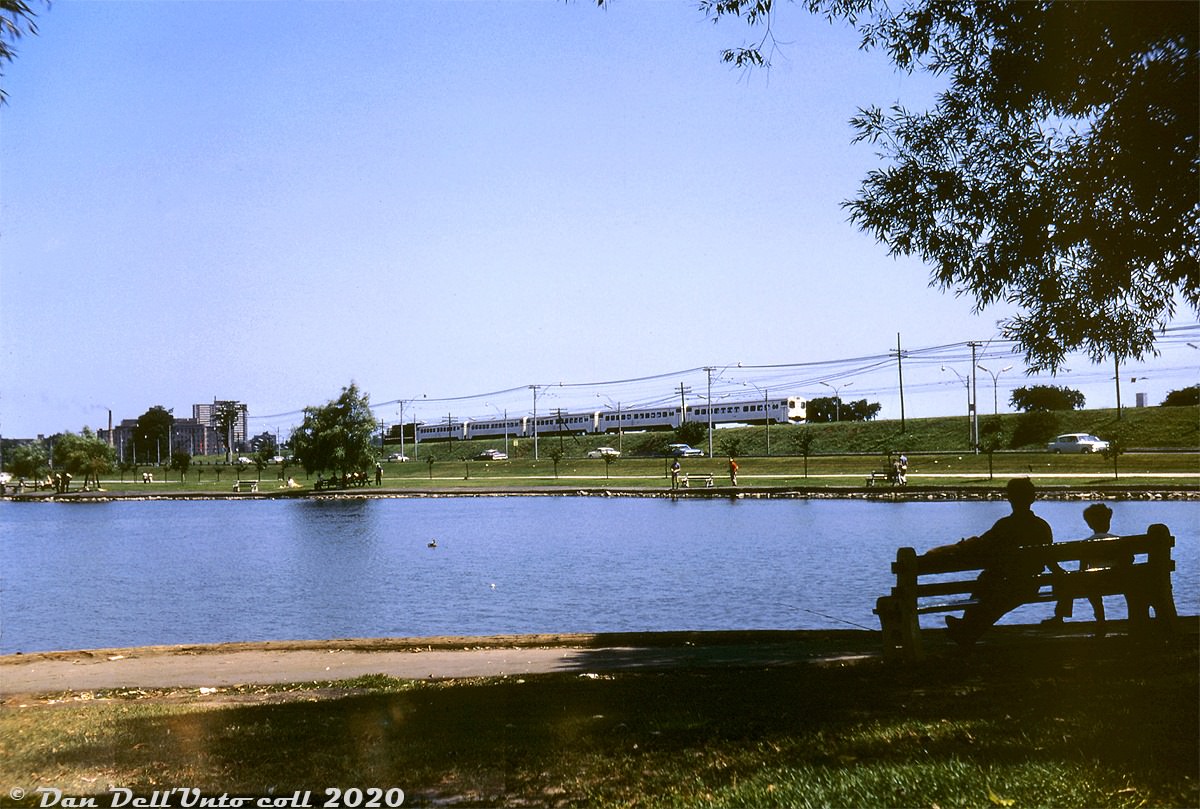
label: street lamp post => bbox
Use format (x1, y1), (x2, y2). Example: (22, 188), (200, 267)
(487, 404), (510, 457)
(976, 364), (1013, 415)
(743, 381), (771, 455)
(818, 381), (852, 422)
(941, 366), (971, 447)
(529, 385), (542, 460)
(597, 395), (623, 453)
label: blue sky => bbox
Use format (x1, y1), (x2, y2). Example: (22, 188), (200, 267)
(2, 1), (1196, 440)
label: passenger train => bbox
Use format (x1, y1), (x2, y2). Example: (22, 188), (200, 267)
(411, 395), (806, 443)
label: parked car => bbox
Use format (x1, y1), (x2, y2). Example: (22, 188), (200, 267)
(386, 453), (410, 462)
(1046, 433), (1110, 454)
(667, 443), (704, 457)
(586, 447), (621, 459)
(473, 449), (508, 461)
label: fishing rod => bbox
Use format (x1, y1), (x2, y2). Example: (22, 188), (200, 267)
(779, 603), (875, 631)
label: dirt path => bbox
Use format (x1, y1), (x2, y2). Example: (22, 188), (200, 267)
(0, 630), (877, 696)
(5, 622), (1194, 699)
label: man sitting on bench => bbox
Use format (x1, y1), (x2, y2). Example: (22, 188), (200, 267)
(933, 478), (1054, 646)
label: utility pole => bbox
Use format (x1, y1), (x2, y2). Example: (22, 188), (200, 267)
(615, 401), (622, 453)
(891, 334), (907, 433)
(1114, 356), (1123, 419)
(763, 388), (770, 456)
(703, 367), (715, 457)
(968, 341), (982, 452)
(529, 385), (541, 460)
(397, 400), (406, 460)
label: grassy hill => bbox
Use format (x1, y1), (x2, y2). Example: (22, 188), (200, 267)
(462, 405), (1200, 459)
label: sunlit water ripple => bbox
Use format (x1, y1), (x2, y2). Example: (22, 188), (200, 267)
(1, 497), (1195, 653)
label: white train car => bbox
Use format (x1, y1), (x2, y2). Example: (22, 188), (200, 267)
(686, 395), (806, 426)
(414, 421), (467, 443)
(527, 411), (600, 437)
(598, 406), (683, 434)
(464, 417), (525, 440)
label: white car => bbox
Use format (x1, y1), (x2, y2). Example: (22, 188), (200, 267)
(586, 447), (621, 459)
(387, 453), (410, 462)
(1046, 433), (1110, 454)
(667, 443), (704, 458)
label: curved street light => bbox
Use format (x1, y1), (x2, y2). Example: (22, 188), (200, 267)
(976, 364), (1013, 415)
(941, 366), (971, 446)
(818, 381), (852, 422)
(596, 394), (623, 453)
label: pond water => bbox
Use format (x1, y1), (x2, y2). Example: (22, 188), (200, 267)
(1, 497), (1196, 653)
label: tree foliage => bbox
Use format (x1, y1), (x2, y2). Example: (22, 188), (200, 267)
(807, 396), (881, 422)
(633, 0), (1198, 372)
(7, 441), (47, 480)
(290, 383), (378, 476)
(53, 428), (116, 489)
(1161, 385), (1199, 407)
(133, 406), (174, 464)
(1009, 384), (1085, 413)
(674, 420), (707, 447)
(842, 1), (1198, 372)
(213, 402), (243, 463)
(1010, 410), (1058, 448)
(0, 0), (40, 105)
(170, 450), (192, 483)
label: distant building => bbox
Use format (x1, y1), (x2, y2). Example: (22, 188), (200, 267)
(248, 431), (277, 454)
(171, 418), (223, 457)
(194, 399), (249, 451)
(103, 418), (223, 462)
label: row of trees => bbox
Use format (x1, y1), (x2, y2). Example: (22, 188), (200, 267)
(7, 381), (1197, 486)
(5, 428), (116, 488)
(1008, 384), (1199, 412)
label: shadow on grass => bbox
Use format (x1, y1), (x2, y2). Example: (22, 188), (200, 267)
(5, 630), (1197, 807)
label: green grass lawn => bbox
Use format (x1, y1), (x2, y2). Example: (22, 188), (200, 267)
(65, 448), (1199, 495)
(2, 632), (1196, 807)
(12, 405), (1196, 496)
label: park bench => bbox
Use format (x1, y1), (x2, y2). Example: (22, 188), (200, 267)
(232, 480), (259, 493)
(680, 473), (714, 488)
(314, 472), (370, 491)
(874, 523), (1178, 660)
(866, 461), (907, 487)
(865, 470), (894, 487)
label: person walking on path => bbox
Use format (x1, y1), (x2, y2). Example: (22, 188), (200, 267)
(728, 457), (739, 486)
(670, 459), (681, 490)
